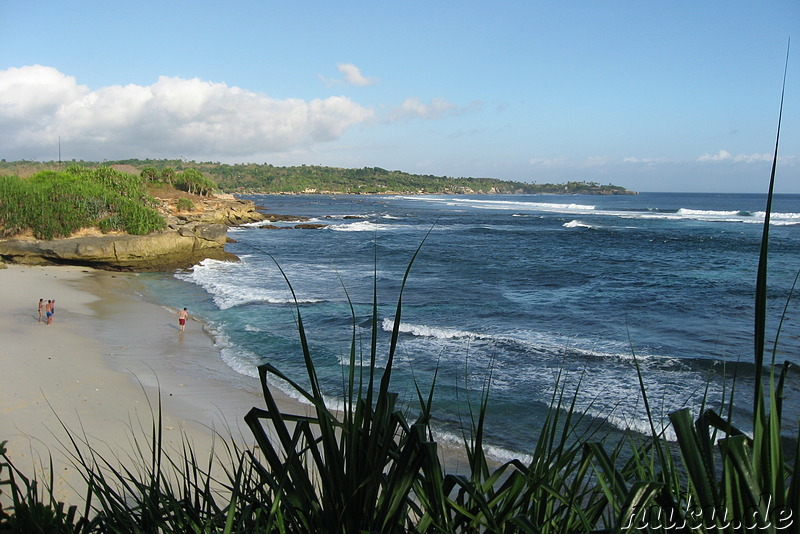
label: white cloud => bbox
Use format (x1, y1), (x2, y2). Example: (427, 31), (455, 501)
(0, 65), (374, 160)
(623, 156), (670, 165)
(318, 63), (378, 87)
(0, 65), (86, 120)
(389, 97), (476, 121)
(337, 63), (377, 86)
(527, 156), (570, 167)
(697, 149), (773, 163)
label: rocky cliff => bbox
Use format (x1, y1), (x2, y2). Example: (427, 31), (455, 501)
(0, 195), (266, 271)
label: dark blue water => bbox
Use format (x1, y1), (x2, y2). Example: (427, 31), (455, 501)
(139, 192), (800, 460)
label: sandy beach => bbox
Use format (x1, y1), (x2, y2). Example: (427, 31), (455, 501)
(1, 262), (476, 516)
(0, 264), (291, 506)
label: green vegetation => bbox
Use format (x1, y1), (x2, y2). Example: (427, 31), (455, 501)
(139, 165), (216, 196)
(0, 166), (167, 240)
(176, 197), (195, 212)
(0, 159), (634, 195)
(174, 168), (217, 196)
(197, 163), (631, 195)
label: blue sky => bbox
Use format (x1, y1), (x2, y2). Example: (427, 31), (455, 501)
(1, 1), (798, 192)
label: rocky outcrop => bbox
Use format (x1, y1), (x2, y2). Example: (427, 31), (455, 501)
(0, 193), (338, 270)
(161, 196), (268, 227)
(0, 223), (235, 271)
(0, 195), (266, 271)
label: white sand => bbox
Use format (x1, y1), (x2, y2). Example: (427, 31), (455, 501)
(0, 263), (471, 511)
(0, 264), (298, 506)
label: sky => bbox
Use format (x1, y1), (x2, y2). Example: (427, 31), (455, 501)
(1, 1), (798, 193)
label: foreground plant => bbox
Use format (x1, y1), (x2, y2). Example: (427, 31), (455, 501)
(244, 236), (447, 533)
(0, 440), (90, 533)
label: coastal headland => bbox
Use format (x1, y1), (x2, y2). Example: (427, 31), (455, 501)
(0, 194), (267, 271)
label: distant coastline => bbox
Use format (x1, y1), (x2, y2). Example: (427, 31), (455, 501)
(0, 160), (633, 271)
(0, 159), (637, 196)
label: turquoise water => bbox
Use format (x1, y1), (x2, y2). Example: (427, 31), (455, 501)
(138, 192), (800, 460)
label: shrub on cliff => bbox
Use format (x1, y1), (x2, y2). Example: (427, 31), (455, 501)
(176, 197), (195, 212)
(0, 167), (166, 240)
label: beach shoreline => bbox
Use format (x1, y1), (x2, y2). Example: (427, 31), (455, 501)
(0, 264), (298, 507)
(1, 262), (475, 512)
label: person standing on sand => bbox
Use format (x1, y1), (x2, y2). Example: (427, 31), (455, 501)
(178, 307), (188, 332)
(38, 298), (45, 323)
(45, 300), (54, 325)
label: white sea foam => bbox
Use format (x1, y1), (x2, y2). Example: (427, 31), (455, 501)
(563, 219), (594, 229)
(203, 327), (261, 379)
(208, 322), (344, 408)
(176, 258), (322, 309)
(619, 207), (800, 225)
(382, 318), (491, 340)
(752, 211), (800, 225)
(240, 218), (331, 228)
(383, 318), (660, 365)
(504, 363), (699, 442)
(377, 315), (706, 440)
(403, 195), (800, 226)
(237, 220), (272, 227)
(431, 428), (535, 465)
(761, 220), (800, 226)
(427, 363), (691, 449)
(452, 198), (597, 212)
(601, 410), (678, 441)
(677, 208), (741, 216)
(209, 311), (710, 451)
(185, 276), (303, 309)
(328, 220), (440, 232)
(755, 210), (800, 219)
(329, 220), (391, 232)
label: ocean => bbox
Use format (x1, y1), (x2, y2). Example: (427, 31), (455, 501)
(137, 192), (800, 461)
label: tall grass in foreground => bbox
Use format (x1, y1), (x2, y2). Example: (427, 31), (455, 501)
(1, 57), (797, 532)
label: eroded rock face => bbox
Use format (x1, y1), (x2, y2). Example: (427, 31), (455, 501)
(163, 198), (268, 227)
(0, 223), (235, 271)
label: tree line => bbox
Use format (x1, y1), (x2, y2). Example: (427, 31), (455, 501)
(0, 159), (634, 195)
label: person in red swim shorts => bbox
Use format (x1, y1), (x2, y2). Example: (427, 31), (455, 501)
(178, 307), (188, 332)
